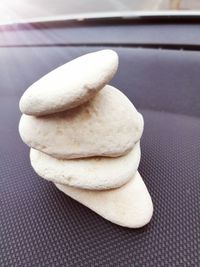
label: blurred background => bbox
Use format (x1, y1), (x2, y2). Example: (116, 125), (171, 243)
(0, 0), (199, 24)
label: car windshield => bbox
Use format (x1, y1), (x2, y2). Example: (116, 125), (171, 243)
(0, 0), (199, 25)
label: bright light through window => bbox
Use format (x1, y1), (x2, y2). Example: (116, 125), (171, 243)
(0, 0), (200, 24)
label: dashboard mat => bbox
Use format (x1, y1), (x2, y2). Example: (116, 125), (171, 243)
(0, 47), (200, 267)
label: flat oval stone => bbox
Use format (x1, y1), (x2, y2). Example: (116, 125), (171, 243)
(54, 171), (153, 228)
(30, 142), (140, 190)
(19, 50), (118, 116)
(19, 86), (144, 159)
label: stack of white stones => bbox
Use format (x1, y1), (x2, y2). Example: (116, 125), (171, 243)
(19, 50), (153, 228)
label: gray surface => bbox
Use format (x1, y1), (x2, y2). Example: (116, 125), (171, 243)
(0, 45), (200, 266)
(1, 23), (200, 47)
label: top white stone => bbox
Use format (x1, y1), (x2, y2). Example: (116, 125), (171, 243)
(19, 49), (118, 116)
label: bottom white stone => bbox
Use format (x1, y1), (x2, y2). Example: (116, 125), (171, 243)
(54, 171), (153, 228)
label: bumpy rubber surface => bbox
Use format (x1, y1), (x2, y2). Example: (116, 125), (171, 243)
(1, 47), (200, 266)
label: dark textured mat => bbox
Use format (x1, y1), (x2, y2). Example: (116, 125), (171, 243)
(0, 47), (200, 267)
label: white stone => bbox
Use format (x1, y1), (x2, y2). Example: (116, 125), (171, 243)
(54, 171), (153, 228)
(30, 142), (140, 190)
(19, 50), (118, 116)
(19, 86), (144, 159)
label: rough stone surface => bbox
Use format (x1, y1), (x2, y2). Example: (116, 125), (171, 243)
(54, 171), (153, 228)
(19, 86), (144, 159)
(30, 142), (140, 190)
(19, 50), (118, 116)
